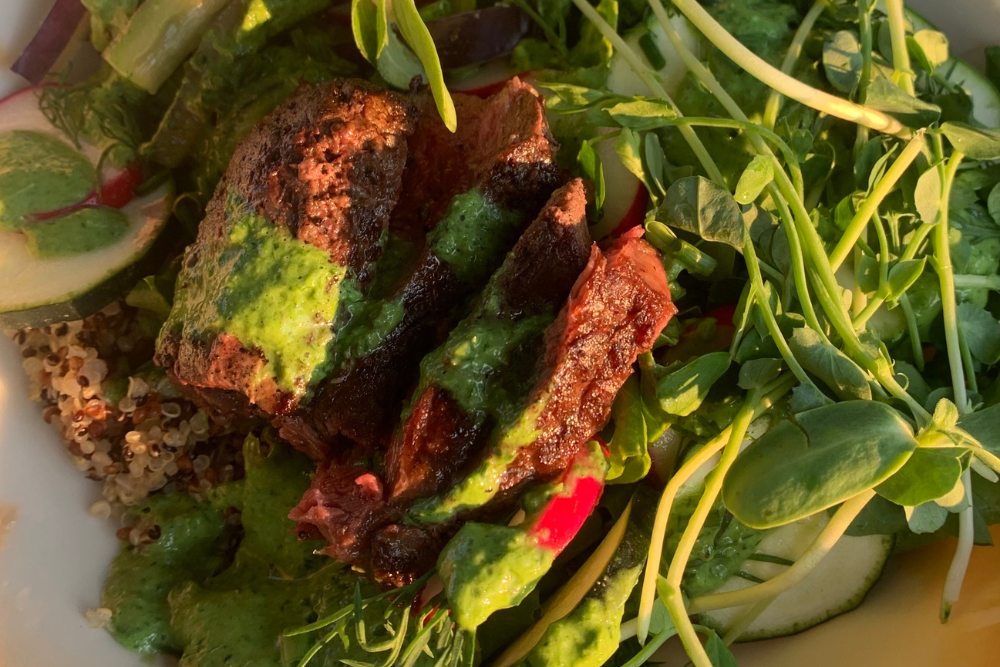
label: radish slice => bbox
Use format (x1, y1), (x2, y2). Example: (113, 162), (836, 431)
(448, 60), (528, 98)
(591, 130), (647, 239)
(607, 14), (698, 99)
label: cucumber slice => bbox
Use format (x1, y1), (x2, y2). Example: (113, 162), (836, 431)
(607, 14), (697, 98)
(698, 513), (893, 641)
(0, 88), (174, 328)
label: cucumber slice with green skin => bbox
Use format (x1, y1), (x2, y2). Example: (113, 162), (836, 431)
(0, 88), (174, 328)
(698, 513), (894, 641)
(874, 2), (1000, 127)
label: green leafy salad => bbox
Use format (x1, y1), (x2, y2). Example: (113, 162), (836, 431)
(4, 0), (1000, 666)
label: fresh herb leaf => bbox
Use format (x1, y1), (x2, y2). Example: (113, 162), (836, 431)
(658, 176), (748, 251)
(605, 98), (677, 130)
(656, 351), (732, 417)
(724, 401), (918, 529)
(940, 122), (1000, 160)
(866, 76), (941, 128)
(876, 447), (965, 507)
(822, 30), (864, 95)
(788, 327), (873, 401)
(738, 358), (782, 391)
(905, 501), (949, 534)
(393, 0), (457, 132)
(957, 302), (1000, 365)
(790, 382), (833, 413)
(734, 155), (774, 205)
(886, 258), (927, 302)
(911, 30), (949, 71)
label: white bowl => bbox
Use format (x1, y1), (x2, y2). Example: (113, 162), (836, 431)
(0, 2), (997, 666)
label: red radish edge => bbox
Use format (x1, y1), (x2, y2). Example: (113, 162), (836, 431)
(11, 0), (87, 85)
(28, 162), (144, 222)
(611, 185), (650, 237)
(450, 72), (530, 98)
(526, 445), (607, 553)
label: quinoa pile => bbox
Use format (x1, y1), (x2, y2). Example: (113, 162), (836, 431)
(8, 301), (248, 511)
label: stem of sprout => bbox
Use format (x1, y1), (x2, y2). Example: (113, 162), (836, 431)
(762, 0), (827, 130)
(885, 0), (916, 95)
(721, 596), (777, 644)
(854, 0), (874, 149)
(662, 391), (762, 667)
(634, 378), (795, 644)
(568, 0), (726, 185)
(953, 274), (1000, 290)
(668, 0), (909, 136)
(830, 132), (926, 272)
(933, 151), (976, 621)
(898, 292), (925, 371)
(774, 194), (830, 343)
(687, 489), (876, 614)
(620, 624), (677, 667)
(745, 240), (813, 385)
(957, 325), (978, 395)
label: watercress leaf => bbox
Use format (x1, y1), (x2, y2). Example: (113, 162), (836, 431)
(723, 401), (917, 529)
(886, 257), (927, 300)
(607, 376), (651, 484)
(914, 166), (943, 225)
(352, 0), (380, 63)
(656, 351), (732, 417)
(605, 98), (677, 130)
(866, 76), (941, 128)
(854, 137), (884, 190)
(876, 447), (964, 507)
(855, 253), (880, 294)
(934, 475), (970, 511)
(734, 155), (774, 205)
(577, 140), (605, 210)
(704, 631), (738, 667)
(958, 404), (1000, 459)
(615, 128), (656, 196)
(940, 122), (1000, 160)
(658, 176), (748, 251)
(894, 360), (931, 405)
(539, 82), (613, 111)
(788, 327), (873, 401)
(905, 501), (949, 534)
(393, 0), (457, 132)
(376, 24), (425, 89)
(990, 184), (1000, 225)
(822, 30), (863, 95)
(911, 30), (949, 70)
(846, 493), (909, 536)
(957, 302), (1000, 364)
(790, 382), (833, 414)
(735, 327), (780, 363)
(644, 132), (666, 199)
(126, 276), (172, 320)
(738, 358), (782, 391)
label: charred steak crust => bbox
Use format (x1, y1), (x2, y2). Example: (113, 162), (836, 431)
(278, 79), (562, 451)
(155, 80), (414, 419)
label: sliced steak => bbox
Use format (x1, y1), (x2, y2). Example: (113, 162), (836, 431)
(290, 180), (592, 583)
(408, 230), (677, 527)
(156, 80), (414, 418)
(278, 79), (561, 451)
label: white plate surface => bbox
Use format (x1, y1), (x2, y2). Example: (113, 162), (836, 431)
(0, 2), (998, 666)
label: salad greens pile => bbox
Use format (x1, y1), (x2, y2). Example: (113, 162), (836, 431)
(23, 0), (1000, 666)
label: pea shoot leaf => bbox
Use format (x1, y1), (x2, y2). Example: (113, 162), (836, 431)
(704, 631), (738, 667)
(607, 375), (656, 484)
(886, 257), (927, 301)
(910, 30), (949, 71)
(605, 98), (677, 130)
(914, 165), (943, 225)
(658, 176), (748, 251)
(351, 0), (380, 63)
(940, 122), (1000, 160)
(734, 155), (774, 205)
(905, 501), (949, 534)
(616, 128), (657, 197)
(540, 82), (616, 111)
(876, 447), (965, 507)
(822, 30), (863, 95)
(957, 302), (1000, 365)
(958, 404), (1000, 459)
(894, 360), (931, 405)
(656, 351), (732, 417)
(738, 358), (782, 391)
(790, 382), (833, 413)
(577, 140), (605, 211)
(990, 184), (1000, 225)
(393, 0), (457, 131)
(789, 327), (873, 401)
(866, 76), (941, 128)
(723, 401), (917, 529)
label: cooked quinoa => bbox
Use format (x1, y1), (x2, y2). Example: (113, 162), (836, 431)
(8, 301), (248, 507)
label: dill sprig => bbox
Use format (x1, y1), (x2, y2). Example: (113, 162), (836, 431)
(283, 571), (475, 667)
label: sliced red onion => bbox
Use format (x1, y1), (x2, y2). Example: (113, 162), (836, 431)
(425, 5), (530, 70)
(11, 0), (88, 85)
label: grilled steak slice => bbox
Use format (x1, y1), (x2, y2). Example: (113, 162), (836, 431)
(289, 180), (592, 581)
(409, 230), (677, 526)
(156, 80), (413, 418)
(278, 79), (561, 451)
